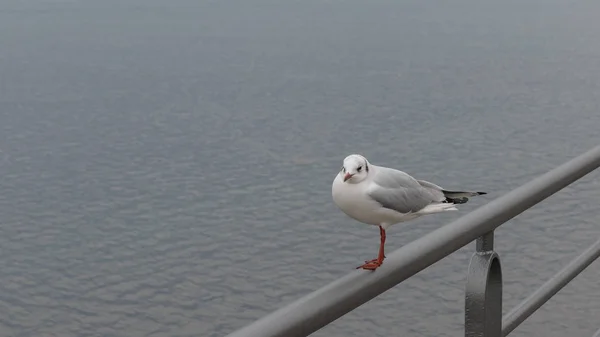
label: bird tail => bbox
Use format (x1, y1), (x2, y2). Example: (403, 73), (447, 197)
(442, 190), (487, 204)
(417, 202), (459, 215)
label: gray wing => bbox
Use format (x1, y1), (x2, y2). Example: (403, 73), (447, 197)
(416, 179), (446, 200)
(367, 167), (445, 214)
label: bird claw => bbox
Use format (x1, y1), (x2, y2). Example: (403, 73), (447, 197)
(356, 261), (381, 270)
(357, 256), (385, 270)
(363, 255), (386, 264)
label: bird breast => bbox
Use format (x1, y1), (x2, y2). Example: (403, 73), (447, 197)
(332, 175), (388, 225)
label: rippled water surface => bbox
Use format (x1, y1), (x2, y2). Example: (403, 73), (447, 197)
(1, 1), (600, 336)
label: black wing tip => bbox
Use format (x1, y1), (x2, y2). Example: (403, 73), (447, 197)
(446, 197), (469, 204)
(446, 192), (486, 204)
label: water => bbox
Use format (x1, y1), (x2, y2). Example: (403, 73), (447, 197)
(1, 1), (599, 336)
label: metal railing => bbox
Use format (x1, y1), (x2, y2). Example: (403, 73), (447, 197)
(225, 144), (600, 337)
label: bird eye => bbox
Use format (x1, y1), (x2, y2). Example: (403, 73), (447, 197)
(341, 166), (346, 173)
(357, 166), (362, 172)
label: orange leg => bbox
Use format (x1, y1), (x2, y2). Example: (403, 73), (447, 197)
(357, 225), (386, 270)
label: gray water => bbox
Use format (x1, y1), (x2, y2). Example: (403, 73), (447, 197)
(1, 1), (600, 336)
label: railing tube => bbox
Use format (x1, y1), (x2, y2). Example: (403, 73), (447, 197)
(502, 237), (600, 336)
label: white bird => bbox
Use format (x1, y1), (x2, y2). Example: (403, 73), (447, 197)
(332, 154), (486, 270)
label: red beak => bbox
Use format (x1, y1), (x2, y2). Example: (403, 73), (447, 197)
(343, 173), (354, 182)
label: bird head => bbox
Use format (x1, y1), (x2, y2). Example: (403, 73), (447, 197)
(340, 154), (370, 183)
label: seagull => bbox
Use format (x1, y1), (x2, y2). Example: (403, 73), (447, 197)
(332, 154), (486, 270)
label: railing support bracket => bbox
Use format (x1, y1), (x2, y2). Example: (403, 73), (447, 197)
(465, 231), (502, 337)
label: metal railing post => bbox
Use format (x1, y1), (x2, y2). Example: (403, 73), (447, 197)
(465, 231), (502, 337)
